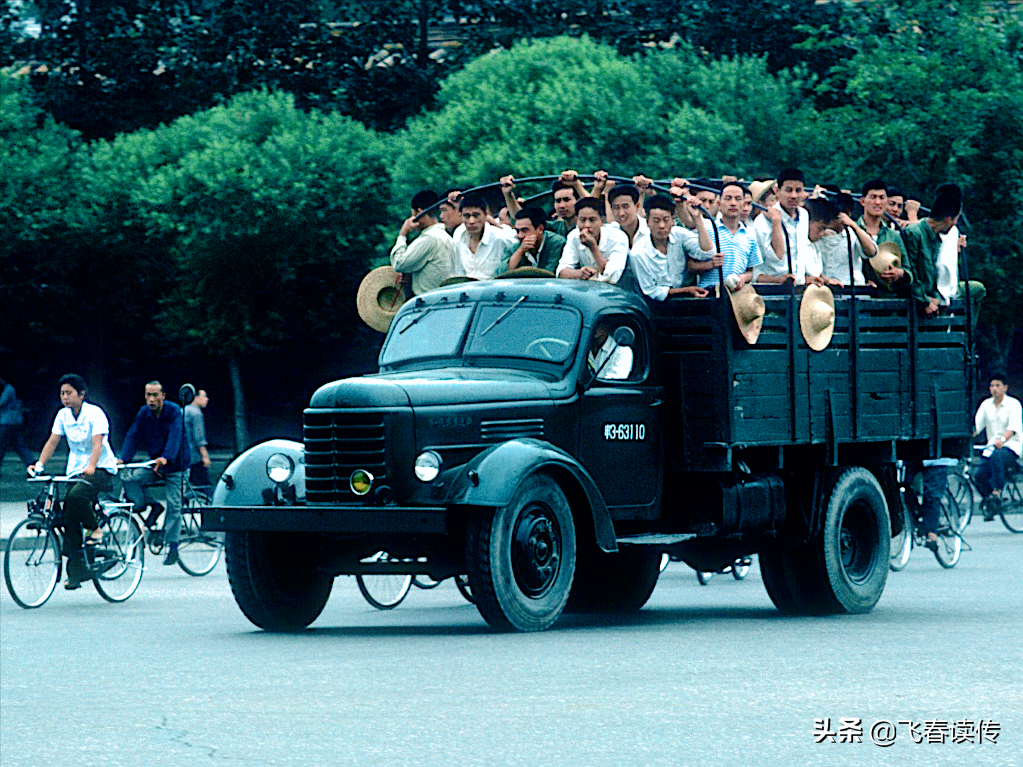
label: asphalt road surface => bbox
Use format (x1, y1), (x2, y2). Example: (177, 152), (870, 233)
(2, 524), (1020, 767)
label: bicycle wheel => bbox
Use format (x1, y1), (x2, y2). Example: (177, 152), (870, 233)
(412, 574), (441, 590)
(889, 499), (913, 572)
(696, 570), (713, 585)
(456, 573), (475, 604)
(659, 553), (670, 573)
(731, 557), (752, 580)
(92, 511), (145, 602)
(176, 509), (223, 576)
(998, 474), (1023, 533)
(4, 518), (61, 608)
(947, 472), (973, 533)
(931, 492), (962, 569)
(357, 574), (413, 609)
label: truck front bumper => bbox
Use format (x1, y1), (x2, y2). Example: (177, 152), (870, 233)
(201, 505), (449, 535)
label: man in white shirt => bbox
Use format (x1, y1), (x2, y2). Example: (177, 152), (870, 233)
(608, 185), (650, 248)
(974, 373), (1023, 517)
(631, 196), (712, 301)
(390, 190), (458, 294)
(453, 193), (518, 280)
(29, 373), (118, 589)
(752, 168), (821, 284)
(556, 198), (629, 285)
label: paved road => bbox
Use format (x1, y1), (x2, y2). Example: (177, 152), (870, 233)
(1, 524), (1021, 767)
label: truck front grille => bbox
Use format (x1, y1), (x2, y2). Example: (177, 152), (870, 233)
(304, 411), (387, 503)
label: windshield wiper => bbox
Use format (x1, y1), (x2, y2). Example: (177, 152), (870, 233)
(399, 305), (435, 334)
(481, 296), (526, 336)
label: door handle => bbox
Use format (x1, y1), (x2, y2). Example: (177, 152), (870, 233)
(649, 399), (663, 407)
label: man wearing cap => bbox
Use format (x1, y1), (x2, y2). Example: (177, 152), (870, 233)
(556, 197), (630, 284)
(503, 208), (567, 273)
(631, 196), (712, 301)
(454, 193), (519, 280)
(390, 190), (459, 295)
(901, 183), (984, 317)
(973, 373), (1022, 519)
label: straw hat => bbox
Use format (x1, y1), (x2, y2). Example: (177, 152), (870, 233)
(748, 179), (776, 204)
(868, 240), (902, 275)
(438, 275), (478, 287)
(357, 266), (407, 333)
(799, 284), (836, 351)
(724, 274), (766, 345)
(495, 267), (556, 279)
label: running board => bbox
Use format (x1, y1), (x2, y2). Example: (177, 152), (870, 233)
(616, 533), (698, 546)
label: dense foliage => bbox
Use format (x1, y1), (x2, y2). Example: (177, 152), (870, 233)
(2, 0), (1020, 448)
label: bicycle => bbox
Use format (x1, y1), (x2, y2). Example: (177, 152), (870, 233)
(4, 474), (145, 607)
(120, 461), (224, 576)
(949, 449), (1023, 534)
(889, 465), (968, 571)
(695, 557), (753, 586)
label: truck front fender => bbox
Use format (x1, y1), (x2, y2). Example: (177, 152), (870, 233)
(212, 439), (305, 507)
(443, 439), (617, 553)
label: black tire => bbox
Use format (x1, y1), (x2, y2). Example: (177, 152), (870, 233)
(807, 467), (890, 614)
(92, 512), (146, 603)
(765, 468), (889, 616)
(176, 509), (223, 577)
(889, 496), (913, 572)
(455, 573), (475, 604)
(465, 473), (576, 632)
(4, 518), (61, 609)
(225, 530), (333, 631)
(758, 545), (806, 615)
(357, 573), (413, 609)
(998, 473), (1023, 533)
(930, 490), (963, 568)
(568, 548), (661, 612)
(947, 471), (973, 533)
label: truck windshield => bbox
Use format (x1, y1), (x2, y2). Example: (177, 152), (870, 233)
(380, 304), (474, 366)
(465, 304), (581, 364)
(380, 301), (582, 369)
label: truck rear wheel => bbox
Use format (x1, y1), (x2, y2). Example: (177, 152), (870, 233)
(567, 548), (661, 612)
(225, 530), (333, 631)
(466, 474), (576, 632)
(765, 467), (890, 615)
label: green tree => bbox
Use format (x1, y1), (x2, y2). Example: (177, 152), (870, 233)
(130, 91), (390, 449)
(807, 0), (1023, 372)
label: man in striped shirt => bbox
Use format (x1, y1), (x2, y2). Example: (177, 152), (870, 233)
(688, 181), (762, 288)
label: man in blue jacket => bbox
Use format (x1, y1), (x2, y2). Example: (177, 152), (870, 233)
(119, 380), (188, 565)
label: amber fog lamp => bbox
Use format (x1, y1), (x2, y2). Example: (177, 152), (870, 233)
(350, 469), (374, 496)
(266, 453), (295, 484)
(414, 451), (442, 483)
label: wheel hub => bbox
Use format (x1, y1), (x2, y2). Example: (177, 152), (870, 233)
(511, 506), (561, 598)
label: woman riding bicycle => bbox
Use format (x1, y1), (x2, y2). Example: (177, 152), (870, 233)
(28, 374), (118, 590)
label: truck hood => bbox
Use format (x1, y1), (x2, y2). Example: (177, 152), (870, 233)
(309, 369), (553, 409)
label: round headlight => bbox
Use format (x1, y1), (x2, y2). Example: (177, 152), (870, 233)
(350, 469), (374, 496)
(414, 451), (442, 483)
(266, 453), (295, 484)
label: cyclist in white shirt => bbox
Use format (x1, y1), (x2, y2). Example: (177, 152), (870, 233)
(29, 374), (118, 589)
(974, 373), (1023, 518)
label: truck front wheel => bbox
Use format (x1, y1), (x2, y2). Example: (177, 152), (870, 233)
(466, 474), (576, 632)
(225, 531), (333, 631)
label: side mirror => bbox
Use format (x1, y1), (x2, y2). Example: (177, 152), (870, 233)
(613, 325), (635, 348)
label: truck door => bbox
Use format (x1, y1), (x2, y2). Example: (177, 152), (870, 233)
(579, 315), (662, 513)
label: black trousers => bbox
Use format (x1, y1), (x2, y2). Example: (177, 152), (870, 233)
(63, 470), (113, 556)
